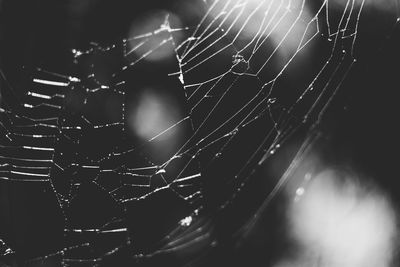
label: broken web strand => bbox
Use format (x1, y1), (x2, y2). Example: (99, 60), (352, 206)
(170, 0), (343, 174)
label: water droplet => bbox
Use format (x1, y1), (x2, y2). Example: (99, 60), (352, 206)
(296, 187), (305, 196)
(179, 216), (193, 226)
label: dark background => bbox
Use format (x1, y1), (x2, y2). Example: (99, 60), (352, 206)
(1, 0), (400, 266)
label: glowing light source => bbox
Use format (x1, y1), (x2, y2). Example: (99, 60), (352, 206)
(285, 169), (398, 267)
(127, 10), (184, 62)
(209, 0), (315, 60)
(129, 89), (182, 141)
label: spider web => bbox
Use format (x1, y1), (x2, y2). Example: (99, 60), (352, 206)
(0, 0), (399, 266)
